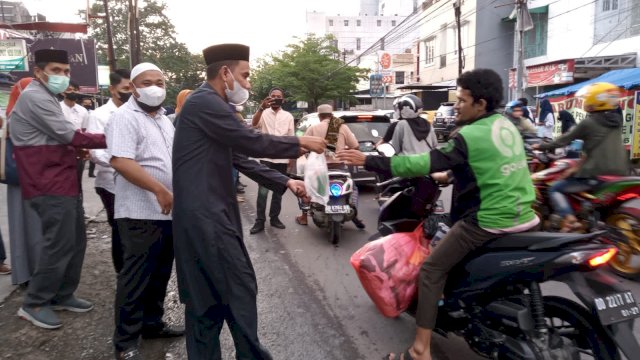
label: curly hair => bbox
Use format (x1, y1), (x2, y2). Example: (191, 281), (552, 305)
(456, 68), (503, 112)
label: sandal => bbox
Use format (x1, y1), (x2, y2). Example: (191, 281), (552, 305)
(295, 214), (308, 225)
(383, 349), (414, 360)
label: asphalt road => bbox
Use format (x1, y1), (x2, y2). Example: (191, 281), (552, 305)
(237, 177), (640, 360)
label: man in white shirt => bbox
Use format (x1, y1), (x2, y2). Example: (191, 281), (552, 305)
(60, 81), (89, 130)
(250, 87), (295, 234)
(85, 69), (131, 274)
(60, 81), (90, 192)
(106, 62), (183, 360)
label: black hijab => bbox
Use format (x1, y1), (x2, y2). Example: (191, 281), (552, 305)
(558, 110), (576, 134)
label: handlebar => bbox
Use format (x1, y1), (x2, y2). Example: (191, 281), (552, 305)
(375, 177), (404, 190)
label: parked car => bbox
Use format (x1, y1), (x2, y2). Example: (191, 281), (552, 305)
(432, 102), (456, 141)
(295, 111), (391, 184)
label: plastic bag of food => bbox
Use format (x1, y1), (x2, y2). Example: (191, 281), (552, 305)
(304, 151), (329, 205)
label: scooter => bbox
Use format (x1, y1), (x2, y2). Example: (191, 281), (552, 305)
(374, 176), (640, 360)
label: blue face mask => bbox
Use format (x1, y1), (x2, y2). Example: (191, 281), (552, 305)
(43, 72), (70, 94)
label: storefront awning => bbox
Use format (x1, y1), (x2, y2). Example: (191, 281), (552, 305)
(537, 68), (640, 98)
(0, 22), (88, 34)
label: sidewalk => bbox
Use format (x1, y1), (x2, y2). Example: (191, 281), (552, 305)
(0, 170), (106, 302)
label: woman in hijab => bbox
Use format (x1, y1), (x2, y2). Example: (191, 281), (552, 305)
(537, 99), (555, 139)
(168, 89), (192, 124)
(5, 77), (44, 286)
(558, 110), (576, 134)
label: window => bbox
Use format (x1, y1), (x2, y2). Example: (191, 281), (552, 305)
(356, 38), (361, 50)
(423, 37), (435, 66)
(357, 19), (361, 26)
(344, 20), (349, 26)
(329, 19), (333, 26)
(450, 22), (469, 56)
(602, 0), (618, 11)
(392, 20), (397, 26)
(395, 71), (405, 84)
(377, 20), (382, 26)
(523, 11), (548, 59)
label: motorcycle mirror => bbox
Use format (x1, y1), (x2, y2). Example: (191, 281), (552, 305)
(377, 143), (396, 157)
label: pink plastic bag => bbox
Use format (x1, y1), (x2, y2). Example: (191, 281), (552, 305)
(350, 225), (430, 318)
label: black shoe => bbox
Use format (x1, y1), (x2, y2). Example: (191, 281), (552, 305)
(116, 347), (141, 360)
(88, 173), (96, 178)
(250, 221), (265, 234)
(352, 218), (366, 229)
(270, 218), (286, 229)
(141, 324), (185, 339)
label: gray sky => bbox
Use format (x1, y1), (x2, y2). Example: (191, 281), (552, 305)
(22, 0), (360, 60)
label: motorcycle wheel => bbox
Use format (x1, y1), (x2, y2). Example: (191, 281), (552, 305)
(542, 296), (618, 360)
(330, 221), (340, 245)
(606, 212), (640, 279)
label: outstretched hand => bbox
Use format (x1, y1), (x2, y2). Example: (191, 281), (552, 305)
(299, 136), (327, 154)
(336, 149), (367, 166)
(287, 179), (307, 198)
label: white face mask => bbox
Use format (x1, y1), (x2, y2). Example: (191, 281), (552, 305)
(134, 85), (166, 107)
(224, 69), (249, 106)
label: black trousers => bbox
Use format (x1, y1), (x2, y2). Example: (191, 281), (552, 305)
(24, 196), (86, 307)
(88, 161), (96, 176)
(255, 161), (288, 222)
(95, 187), (123, 273)
(185, 302), (272, 360)
(0, 230), (6, 262)
(113, 219), (174, 352)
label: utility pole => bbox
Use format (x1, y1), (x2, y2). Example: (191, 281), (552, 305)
(453, 0), (463, 75)
(514, 0), (533, 100)
(102, 0), (117, 71)
(128, 0), (140, 67)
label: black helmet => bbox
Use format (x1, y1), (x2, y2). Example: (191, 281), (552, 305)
(394, 94), (423, 119)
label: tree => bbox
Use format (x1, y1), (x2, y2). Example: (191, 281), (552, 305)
(86, 0), (204, 105)
(251, 34), (368, 111)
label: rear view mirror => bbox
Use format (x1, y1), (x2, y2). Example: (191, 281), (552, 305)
(377, 143), (396, 157)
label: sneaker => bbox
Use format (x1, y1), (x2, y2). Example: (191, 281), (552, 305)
(51, 296), (94, 313)
(18, 306), (62, 329)
(116, 347), (142, 360)
(0, 262), (11, 275)
(352, 218), (366, 229)
(250, 221), (265, 234)
(270, 218), (286, 229)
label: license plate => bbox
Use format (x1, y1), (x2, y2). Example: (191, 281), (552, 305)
(436, 119), (444, 123)
(594, 291), (640, 325)
(325, 205), (350, 214)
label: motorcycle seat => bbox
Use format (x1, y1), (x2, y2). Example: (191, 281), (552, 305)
(483, 231), (602, 250)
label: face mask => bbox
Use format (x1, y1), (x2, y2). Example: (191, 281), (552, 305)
(133, 85), (166, 107)
(118, 91), (132, 103)
(224, 69), (249, 106)
(83, 105), (93, 111)
(64, 92), (79, 101)
(42, 72), (70, 94)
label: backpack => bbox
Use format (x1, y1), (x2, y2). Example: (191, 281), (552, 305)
(324, 116), (344, 147)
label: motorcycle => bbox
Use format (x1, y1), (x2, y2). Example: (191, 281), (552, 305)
(374, 175), (640, 360)
(529, 147), (640, 278)
(293, 145), (357, 245)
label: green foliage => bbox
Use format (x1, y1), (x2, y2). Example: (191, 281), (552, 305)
(87, 0), (204, 106)
(251, 34), (368, 111)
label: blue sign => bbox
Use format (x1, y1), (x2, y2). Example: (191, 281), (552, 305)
(369, 74), (385, 97)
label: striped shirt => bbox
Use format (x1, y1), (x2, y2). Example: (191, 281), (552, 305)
(105, 98), (174, 220)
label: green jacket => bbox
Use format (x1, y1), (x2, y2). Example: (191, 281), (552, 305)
(538, 111), (628, 178)
(366, 113), (537, 230)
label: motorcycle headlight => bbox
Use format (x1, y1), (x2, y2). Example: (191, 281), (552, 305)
(330, 182), (343, 197)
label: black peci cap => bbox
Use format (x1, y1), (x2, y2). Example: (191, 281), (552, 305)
(34, 49), (69, 64)
(202, 43), (249, 65)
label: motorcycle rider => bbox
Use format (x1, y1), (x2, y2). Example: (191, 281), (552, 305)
(338, 68), (539, 360)
(389, 94), (438, 155)
(504, 100), (536, 136)
(532, 82), (629, 232)
(295, 104), (365, 229)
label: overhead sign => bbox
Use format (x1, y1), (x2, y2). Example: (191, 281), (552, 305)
(0, 39), (27, 72)
(369, 74), (385, 97)
(379, 52), (392, 70)
(509, 59), (575, 89)
(11, 38), (98, 93)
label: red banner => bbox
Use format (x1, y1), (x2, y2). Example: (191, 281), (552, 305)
(509, 59), (575, 89)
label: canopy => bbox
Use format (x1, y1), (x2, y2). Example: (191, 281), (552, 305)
(538, 68), (640, 98)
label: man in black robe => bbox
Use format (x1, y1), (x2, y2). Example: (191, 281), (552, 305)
(172, 43), (326, 359)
